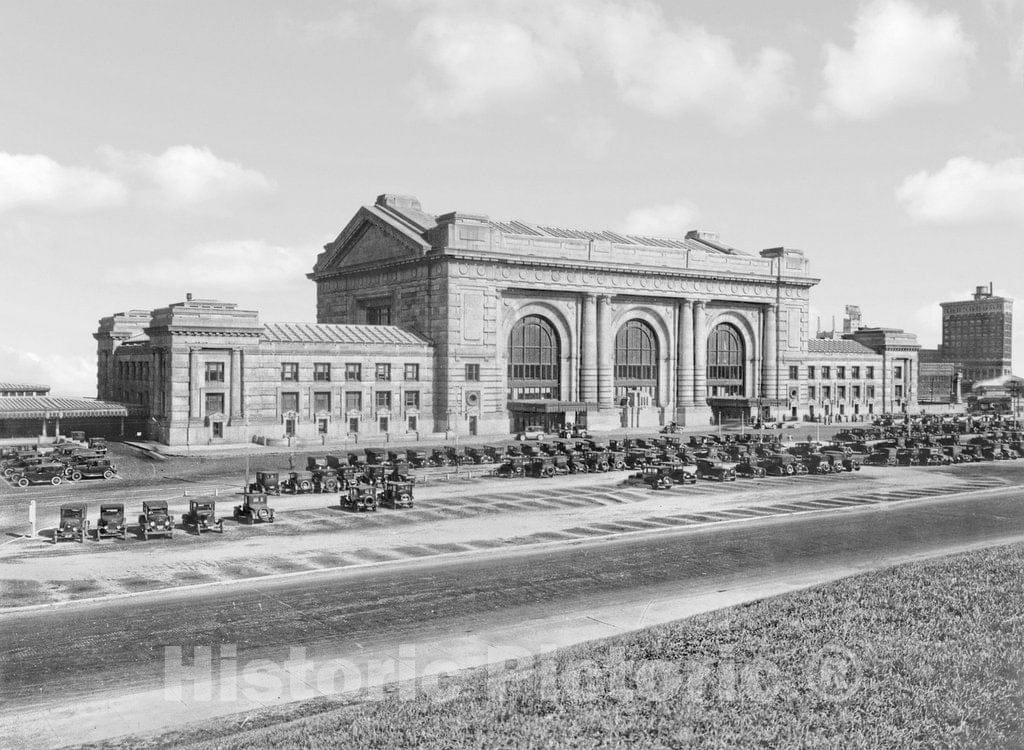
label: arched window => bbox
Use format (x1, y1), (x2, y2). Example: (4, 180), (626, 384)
(615, 320), (658, 404)
(507, 315), (560, 400)
(707, 323), (745, 397)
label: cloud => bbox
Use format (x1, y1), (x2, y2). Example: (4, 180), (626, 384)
(621, 201), (699, 238)
(406, 1), (796, 130)
(108, 239), (311, 290)
(101, 145), (275, 211)
(0, 152), (127, 213)
(816, 0), (974, 120)
(896, 156), (1024, 223)
(0, 345), (96, 398)
(410, 13), (581, 117)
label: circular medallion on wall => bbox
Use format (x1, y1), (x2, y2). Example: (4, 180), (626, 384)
(459, 264), (470, 275)
(501, 268), (511, 279)
(552, 271), (561, 282)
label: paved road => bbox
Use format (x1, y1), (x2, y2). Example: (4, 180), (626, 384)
(2, 486), (1024, 746)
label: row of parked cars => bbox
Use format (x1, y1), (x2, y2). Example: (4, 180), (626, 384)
(1, 435), (116, 487)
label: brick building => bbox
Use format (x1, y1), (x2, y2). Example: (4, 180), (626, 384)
(920, 284), (1013, 387)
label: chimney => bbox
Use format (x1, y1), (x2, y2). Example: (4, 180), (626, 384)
(186, 292), (193, 301)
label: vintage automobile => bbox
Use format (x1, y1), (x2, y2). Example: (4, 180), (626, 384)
(94, 503), (128, 541)
(821, 449), (862, 471)
(428, 448), (451, 467)
(247, 470), (281, 495)
(389, 461), (414, 482)
(733, 457), (767, 478)
(800, 454), (833, 474)
(607, 450), (628, 471)
(514, 424), (547, 441)
(759, 452), (802, 476)
(566, 453), (590, 473)
(445, 446), (471, 465)
(362, 465), (390, 486)
(865, 447), (900, 466)
(381, 479), (415, 509)
(465, 447), (491, 464)
(336, 466), (358, 490)
(585, 451), (611, 472)
(50, 444), (100, 463)
(557, 424), (589, 439)
(405, 449), (428, 468)
(281, 470), (315, 494)
(634, 462), (698, 489)
(364, 448), (385, 465)
(696, 458), (737, 482)
(68, 458), (117, 481)
(494, 456), (529, 478)
(87, 437), (108, 454)
(12, 463), (67, 487)
(344, 483), (379, 512)
(181, 499), (224, 534)
(138, 500), (174, 539)
(69, 430), (88, 443)
(311, 467), (340, 493)
(527, 456), (560, 478)
(2, 453), (46, 478)
(53, 502), (89, 543)
(233, 493), (276, 524)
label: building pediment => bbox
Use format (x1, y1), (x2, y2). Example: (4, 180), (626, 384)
(311, 206), (431, 278)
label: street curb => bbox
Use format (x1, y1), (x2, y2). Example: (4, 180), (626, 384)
(0, 481), (1012, 617)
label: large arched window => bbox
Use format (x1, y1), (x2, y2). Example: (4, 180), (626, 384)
(615, 320), (658, 404)
(507, 315), (560, 400)
(707, 323), (745, 397)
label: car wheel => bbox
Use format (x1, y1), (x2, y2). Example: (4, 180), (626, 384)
(784, 464), (794, 475)
(71, 471), (82, 481)
(103, 470), (113, 479)
(17, 477), (29, 488)
(659, 476), (673, 489)
(257, 508), (269, 521)
(400, 492), (412, 505)
(537, 433), (545, 441)
(51, 476), (62, 486)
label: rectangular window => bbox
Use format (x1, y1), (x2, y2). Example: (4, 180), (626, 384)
(314, 391), (331, 413)
(852, 385), (861, 399)
(466, 364), (481, 381)
(807, 365), (815, 379)
(837, 385), (847, 399)
(808, 385), (817, 399)
(281, 391), (299, 413)
(366, 305), (392, 325)
(866, 366), (875, 379)
(318, 419), (329, 435)
(405, 390), (420, 409)
(375, 363), (391, 381)
(867, 385), (876, 399)
(788, 366), (799, 380)
(376, 390), (392, 410)
(822, 386), (832, 400)
(894, 365), (903, 379)
(821, 366), (831, 379)
(345, 391), (362, 412)
(345, 363), (361, 381)
(281, 362), (299, 382)
(837, 366), (846, 379)
(851, 366), (860, 379)
(205, 392), (224, 415)
(314, 363), (331, 382)
(404, 363), (420, 381)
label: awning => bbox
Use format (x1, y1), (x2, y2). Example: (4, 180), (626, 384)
(0, 397), (130, 420)
(508, 400), (595, 414)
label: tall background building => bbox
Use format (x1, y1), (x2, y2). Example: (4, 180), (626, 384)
(937, 284), (1013, 386)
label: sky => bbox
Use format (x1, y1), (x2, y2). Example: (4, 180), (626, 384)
(1, 0), (1022, 396)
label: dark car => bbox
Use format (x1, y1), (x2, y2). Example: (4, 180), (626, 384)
(12, 463), (66, 487)
(233, 493), (275, 525)
(87, 437), (108, 454)
(405, 449), (428, 468)
(311, 467), (340, 493)
(759, 453), (803, 476)
(429, 448), (451, 467)
(281, 470), (315, 494)
(364, 448), (385, 466)
(54, 502), (88, 543)
(382, 479), (415, 509)
(446, 447), (470, 465)
(248, 470), (281, 495)
(94, 503), (128, 541)
(465, 447), (492, 464)
(558, 424), (589, 439)
(68, 458), (117, 481)
(139, 500), (174, 539)
(344, 484), (379, 512)
(734, 457), (767, 478)
(3, 453), (47, 478)
(696, 459), (737, 482)
(181, 499), (224, 534)
(495, 456), (528, 478)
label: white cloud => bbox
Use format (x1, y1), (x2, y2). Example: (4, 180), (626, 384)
(406, 1), (795, 130)
(816, 0), (975, 120)
(0, 345), (96, 398)
(109, 239), (311, 290)
(621, 201), (699, 238)
(896, 156), (1024, 223)
(0, 152), (127, 213)
(410, 13), (581, 117)
(101, 145), (275, 210)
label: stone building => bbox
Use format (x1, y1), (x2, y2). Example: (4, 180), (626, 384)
(95, 193), (925, 444)
(920, 284), (1013, 386)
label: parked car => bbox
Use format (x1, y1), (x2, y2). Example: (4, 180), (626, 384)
(428, 448), (451, 467)
(94, 503), (128, 541)
(54, 502), (88, 544)
(68, 458), (117, 481)
(311, 467), (340, 493)
(465, 447), (492, 464)
(514, 424), (547, 441)
(405, 450), (428, 468)
(494, 456), (528, 478)
(734, 457), (767, 478)
(87, 437), (108, 454)
(139, 500), (174, 539)
(696, 459), (737, 482)
(247, 470), (281, 495)
(344, 484), (379, 512)
(381, 480), (415, 509)
(233, 493), (275, 524)
(181, 499), (224, 534)
(281, 470), (315, 494)
(12, 463), (67, 487)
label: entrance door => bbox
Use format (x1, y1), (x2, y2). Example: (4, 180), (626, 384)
(285, 419), (296, 437)
(349, 417), (359, 434)
(379, 416), (389, 433)
(212, 421), (223, 439)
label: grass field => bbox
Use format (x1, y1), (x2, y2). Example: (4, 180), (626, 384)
(126, 543), (1024, 749)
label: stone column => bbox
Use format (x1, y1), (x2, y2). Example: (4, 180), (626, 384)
(189, 347), (201, 420)
(762, 304), (777, 401)
(230, 348), (243, 419)
(580, 294), (598, 404)
(693, 302), (707, 403)
(676, 300), (694, 405)
(596, 295), (613, 409)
